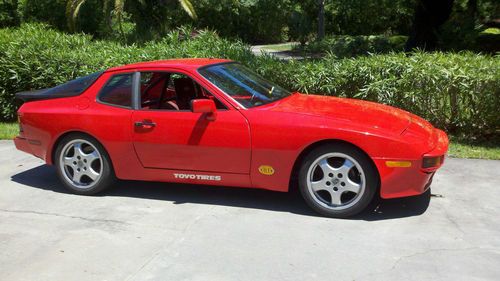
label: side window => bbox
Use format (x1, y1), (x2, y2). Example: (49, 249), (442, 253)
(98, 74), (133, 108)
(140, 72), (227, 111)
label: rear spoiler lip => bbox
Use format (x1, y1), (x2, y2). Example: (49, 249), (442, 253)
(15, 89), (63, 102)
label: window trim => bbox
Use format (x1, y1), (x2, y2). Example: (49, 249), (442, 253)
(137, 71), (228, 112)
(132, 72), (141, 110)
(96, 72), (137, 110)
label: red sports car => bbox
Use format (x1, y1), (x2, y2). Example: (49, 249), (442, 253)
(14, 58), (448, 218)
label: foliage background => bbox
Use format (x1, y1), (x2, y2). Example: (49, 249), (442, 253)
(1, 0), (496, 45)
(0, 0), (499, 143)
(0, 24), (498, 140)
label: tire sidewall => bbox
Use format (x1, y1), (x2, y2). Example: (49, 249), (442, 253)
(54, 133), (115, 195)
(298, 143), (378, 218)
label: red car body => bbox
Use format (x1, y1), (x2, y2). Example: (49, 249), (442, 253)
(14, 58), (448, 199)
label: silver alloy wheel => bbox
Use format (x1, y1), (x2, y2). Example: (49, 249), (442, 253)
(306, 152), (366, 210)
(59, 139), (103, 189)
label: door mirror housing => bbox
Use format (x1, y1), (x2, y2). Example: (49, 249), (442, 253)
(190, 99), (217, 121)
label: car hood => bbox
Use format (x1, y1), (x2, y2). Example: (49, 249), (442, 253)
(266, 93), (413, 134)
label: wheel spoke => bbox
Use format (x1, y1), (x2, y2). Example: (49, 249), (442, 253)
(63, 156), (74, 167)
(85, 169), (99, 181)
(84, 150), (100, 164)
(336, 159), (355, 175)
(318, 159), (335, 175)
(343, 179), (361, 194)
(73, 142), (85, 156)
(72, 170), (83, 183)
(311, 180), (327, 192)
(329, 190), (342, 205)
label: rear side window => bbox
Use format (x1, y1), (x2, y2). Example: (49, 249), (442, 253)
(52, 71), (103, 95)
(98, 74), (133, 108)
(16, 71), (103, 102)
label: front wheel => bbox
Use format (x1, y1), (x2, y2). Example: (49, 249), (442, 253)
(54, 134), (115, 195)
(298, 144), (378, 218)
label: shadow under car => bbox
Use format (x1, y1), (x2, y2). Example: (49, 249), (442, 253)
(11, 164), (432, 221)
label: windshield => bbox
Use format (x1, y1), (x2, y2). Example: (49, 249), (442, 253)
(198, 63), (291, 108)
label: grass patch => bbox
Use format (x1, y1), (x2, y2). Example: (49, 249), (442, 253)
(448, 140), (500, 160)
(259, 42), (297, 52)
(1, 121), (498, 160)
(0, 122), (17, 139)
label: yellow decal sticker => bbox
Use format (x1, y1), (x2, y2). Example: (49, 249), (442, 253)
(258, 165), (275, 175)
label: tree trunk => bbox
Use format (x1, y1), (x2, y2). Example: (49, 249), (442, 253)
(101, 0), (113, 36)
(317, 0), (325, 40)
(467, 0), (477, 19)
(405, 0), (455, 51)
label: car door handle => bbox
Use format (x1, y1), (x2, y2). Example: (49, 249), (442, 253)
(134, 121), (156, 128)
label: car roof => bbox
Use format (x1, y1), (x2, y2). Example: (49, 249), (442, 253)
(106, 58), (232, 72)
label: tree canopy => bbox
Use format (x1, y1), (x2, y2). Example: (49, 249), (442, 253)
(0, 0), (498, 50)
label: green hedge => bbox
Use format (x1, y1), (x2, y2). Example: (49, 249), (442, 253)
(295, 35), (408, 58)
(255, 53), (499, 139)
(0, 24), (255, 119)
(1, 24), (499, 139)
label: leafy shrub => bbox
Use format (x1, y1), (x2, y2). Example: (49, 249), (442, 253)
(288, 9), (314, 45)
(192, 0), (291, 44)
(0, 0), (19, 27)
(296, 35), (408, 58)
(324, 0), (416, 36)
(0, 24), (255, 119)
(255, 52), (499, 139)
(21, 0), (67, 30)
(1, 24), (499, 140)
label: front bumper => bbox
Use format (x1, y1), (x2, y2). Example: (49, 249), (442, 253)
(421, 129), (448, 172)
(14, 136), (33, 155)
(375, 129), (449, 199)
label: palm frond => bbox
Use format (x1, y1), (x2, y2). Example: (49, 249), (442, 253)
(66, 0), (87, 32)
(114, 0), (125, 14)
(178, 0), (198, 20)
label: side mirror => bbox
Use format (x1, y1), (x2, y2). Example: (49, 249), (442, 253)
(190, 99), (217, 121)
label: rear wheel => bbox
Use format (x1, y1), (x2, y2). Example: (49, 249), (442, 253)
(55, 134), (115, 195)
(298, 144), (378, 218)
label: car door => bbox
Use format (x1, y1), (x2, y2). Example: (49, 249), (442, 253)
(131, 70), (251, 174)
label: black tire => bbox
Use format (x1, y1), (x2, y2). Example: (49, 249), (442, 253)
(298, 143), (379, 218)
(54, 133), (116, 195)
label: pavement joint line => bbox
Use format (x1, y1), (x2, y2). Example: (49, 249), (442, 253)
(0, 208), (129, 225)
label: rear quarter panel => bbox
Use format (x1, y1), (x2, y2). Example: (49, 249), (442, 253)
(17, 70), (142, 179)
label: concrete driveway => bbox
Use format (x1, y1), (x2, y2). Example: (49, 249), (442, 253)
(1, 140), (499, 281)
